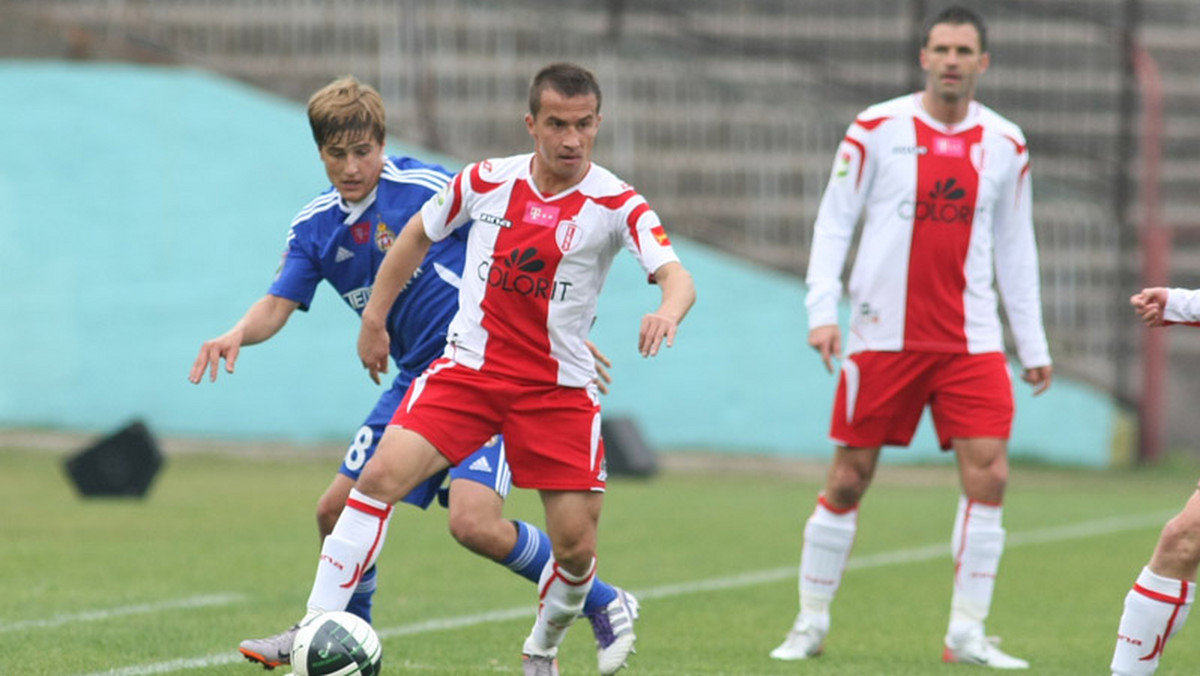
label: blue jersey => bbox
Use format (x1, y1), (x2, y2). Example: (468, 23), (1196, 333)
(268, 156), (467, 385)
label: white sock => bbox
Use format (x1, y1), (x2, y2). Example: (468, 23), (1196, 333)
(522, 558), (596, 656)
(797, 496), (857, 627)
(948, 496), (1005, 637)
(1111, 567), (1194, 676)
(306, 489), (393, 615)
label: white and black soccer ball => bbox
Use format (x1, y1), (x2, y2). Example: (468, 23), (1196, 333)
(291, 611), (382, 676)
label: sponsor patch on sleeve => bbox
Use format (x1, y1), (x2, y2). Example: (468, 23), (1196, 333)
(650, 225), (671, 246)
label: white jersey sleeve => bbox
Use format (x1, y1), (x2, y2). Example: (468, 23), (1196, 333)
(618, 192), (680, 279)
(805, 114), (877, 330)
(421, 164), (475, 240)
(1166, 288), (1200, 323)
(989, 126), (1051, 369)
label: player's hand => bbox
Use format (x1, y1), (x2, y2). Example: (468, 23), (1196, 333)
(808, 324), (842, 374)
(1131, 287), (1169, 327)
(1021, 364), (1053, 396)
(639, 313), (678, 358)
(586, 340), (613, 394)
(357, 317), (391, 385)
(188, 330), (243, 384)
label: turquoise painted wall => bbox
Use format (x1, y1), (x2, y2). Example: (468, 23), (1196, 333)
(0, 62), (1117, 466)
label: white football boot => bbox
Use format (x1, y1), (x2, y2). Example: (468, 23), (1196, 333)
(769, 615), (827, 660)
(522, 653), (560, 676)
(586, 588), (640, 675)
(943, 628), (1029, 669)
(238, 624), (299, 669)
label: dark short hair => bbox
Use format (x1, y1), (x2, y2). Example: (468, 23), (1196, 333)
(528, 62), (602, 117)
(923, 5), (987, 52)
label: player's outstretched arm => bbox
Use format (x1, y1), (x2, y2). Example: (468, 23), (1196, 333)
(639, 261), (696, 358)
(1130, 287), (1170, 327)
(188, 294), (299, 383)
(358, 211), (433, 384)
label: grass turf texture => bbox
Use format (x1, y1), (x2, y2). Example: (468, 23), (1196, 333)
(3, 444), (1200, 675)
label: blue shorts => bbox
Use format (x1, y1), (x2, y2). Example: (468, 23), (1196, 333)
(338, 376), (512, 509)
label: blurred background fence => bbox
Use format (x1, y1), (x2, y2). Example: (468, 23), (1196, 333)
(5, 0), (1200, 455)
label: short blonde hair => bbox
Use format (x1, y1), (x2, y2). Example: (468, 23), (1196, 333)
(306, 76), (386, 149)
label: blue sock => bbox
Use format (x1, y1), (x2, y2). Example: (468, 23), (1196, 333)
(501, 521), (618, 615)
(345, 565), (377, 623)
(501, 520), (551, 582)
(584, 576), (618, 615)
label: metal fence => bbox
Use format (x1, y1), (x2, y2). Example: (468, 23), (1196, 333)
(8, 0), (1189, 428)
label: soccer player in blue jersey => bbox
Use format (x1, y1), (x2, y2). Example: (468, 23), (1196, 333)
(189, 76), (638, 675)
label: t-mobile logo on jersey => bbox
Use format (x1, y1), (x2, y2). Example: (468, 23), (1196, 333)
(477, 247), (573, 301)
(932, 135), (966, 157)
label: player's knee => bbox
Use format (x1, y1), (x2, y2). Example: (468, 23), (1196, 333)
(447, 509), (483, 548)
(972, 467), (1007, 499)
(960, 455), (1008, 503)
(552, 544), (596, 576)
(547, 530), (596, 574)
(448, 510), (509, 559)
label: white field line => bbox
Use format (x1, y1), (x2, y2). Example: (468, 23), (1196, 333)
(0, 593), (244, 634)
(69, 510), (1175, 676)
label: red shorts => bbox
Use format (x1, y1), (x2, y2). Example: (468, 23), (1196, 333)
(829, 351), (1013, 450)
(390, 358), (606, 491)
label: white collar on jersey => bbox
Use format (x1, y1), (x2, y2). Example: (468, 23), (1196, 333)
(339, 186), (379, 225)
(913, 92), (980, 134)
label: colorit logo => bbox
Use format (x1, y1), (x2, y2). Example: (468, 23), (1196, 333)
(929, 178), (966, 200)
(478, 248), (573, 300)
(897, 177), (974, 225)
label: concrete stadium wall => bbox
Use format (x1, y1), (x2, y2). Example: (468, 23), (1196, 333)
(0, 62), (1120, 466)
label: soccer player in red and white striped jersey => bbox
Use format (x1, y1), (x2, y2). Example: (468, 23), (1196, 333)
(249, 62), (695, 676)
(771, 6), (1051, 670)
(1109, 287), (1200, 676)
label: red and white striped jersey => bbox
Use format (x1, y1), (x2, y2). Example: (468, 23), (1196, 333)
(421, 153), (680, 387)
(805, 93), (1051, 369)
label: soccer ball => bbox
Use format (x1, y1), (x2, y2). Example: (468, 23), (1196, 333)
(291, 611), (383, 676)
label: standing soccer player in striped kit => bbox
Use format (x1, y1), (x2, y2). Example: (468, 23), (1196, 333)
(770, 5), (1052, 669)
(245, 63), (695, 676)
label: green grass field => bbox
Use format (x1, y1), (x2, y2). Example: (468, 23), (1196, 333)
(4, 443), (1200, 676)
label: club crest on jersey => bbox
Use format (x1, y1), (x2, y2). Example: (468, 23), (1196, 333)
(970, 144), (986, 173)
(524, 202), (560, 228)
(375, 222), (394, 252)
(350, 222), (370, 244)
(556, 220), (581, 253)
